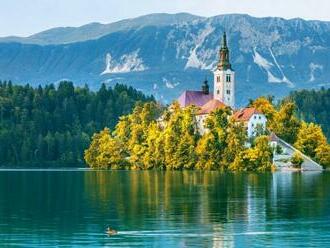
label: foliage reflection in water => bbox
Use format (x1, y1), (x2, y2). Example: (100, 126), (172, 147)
(0, 170), (329, 247)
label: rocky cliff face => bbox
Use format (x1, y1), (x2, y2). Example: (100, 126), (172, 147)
(1, 13), (329, 105)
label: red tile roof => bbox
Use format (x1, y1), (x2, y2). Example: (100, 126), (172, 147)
(178, 90), (213, 108)
(233, 107), (262, 122)
(198, 99), (227, 115)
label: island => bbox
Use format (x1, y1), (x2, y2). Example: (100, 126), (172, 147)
(84, 33), (330, 171)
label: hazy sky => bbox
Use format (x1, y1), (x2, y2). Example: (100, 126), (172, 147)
(1, 0), (329, 37)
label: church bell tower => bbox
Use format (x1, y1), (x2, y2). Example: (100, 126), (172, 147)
(213, 32), (235, 109)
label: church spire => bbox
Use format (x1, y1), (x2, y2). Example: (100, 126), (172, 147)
(217, 32), (232, 70)
(222, 31), (227, 48)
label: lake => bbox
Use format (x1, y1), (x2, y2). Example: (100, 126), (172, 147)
(0, 170), (329, 247)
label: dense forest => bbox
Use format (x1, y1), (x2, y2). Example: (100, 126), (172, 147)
(0, 81), (154, 166)
(288, 88), (330, 140)
(85, 96), (330, 171)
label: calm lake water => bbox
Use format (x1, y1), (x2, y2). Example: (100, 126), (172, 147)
(0, 170), (329, 247)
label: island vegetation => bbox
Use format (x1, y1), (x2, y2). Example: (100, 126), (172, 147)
(0, 81), (153, 166)
(85, 95), (330, 171)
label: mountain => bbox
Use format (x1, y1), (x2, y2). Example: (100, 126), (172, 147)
(0, 13), (330, 105)
(0, 13), (202, 45)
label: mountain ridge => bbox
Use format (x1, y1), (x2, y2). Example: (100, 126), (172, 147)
(2, 13), (330, 45)
(0, 13), (329, 105)
(0, 13), (204, 45)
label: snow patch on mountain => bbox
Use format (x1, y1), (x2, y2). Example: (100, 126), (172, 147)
(185, 24), (215, 69)
(163, 78), (180, 89)
(253, 48), (273, 70)
(253, 48), (293, 87)
(309, 63), (323, 82)
(101, 51), (147, 75)
(269, 48), (293, 87)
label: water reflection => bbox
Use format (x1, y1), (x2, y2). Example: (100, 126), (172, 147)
(0, 170), (329, 247)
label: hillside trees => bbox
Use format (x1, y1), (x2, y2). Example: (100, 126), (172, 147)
(0, 80), (153, 166)
(288, 88), (330, 140)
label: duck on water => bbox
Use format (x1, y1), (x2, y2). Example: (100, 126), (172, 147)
(106, 227), (118, 235)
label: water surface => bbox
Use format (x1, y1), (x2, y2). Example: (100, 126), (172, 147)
(0, 170), (329, 247)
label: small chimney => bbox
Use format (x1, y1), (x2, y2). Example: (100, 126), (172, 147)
(202, 78), (209, 95)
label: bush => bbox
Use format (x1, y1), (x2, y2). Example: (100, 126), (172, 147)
(276, 145), (283, 154)
(291, 152), (304, 168)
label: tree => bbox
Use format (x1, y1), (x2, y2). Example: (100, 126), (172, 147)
(0, 81), (153, 166)
(315, 144), (330, 168)
(222, 120), (247, 168)
(142, 123), (161, 169)
(84, 128), (128, 169)
(84, 131), (103, 168)
(273, 101), (301, 144)
(291, 152), (304, 169)
(288, 88), (330, 140)
(251, 96), (277, 125)
(196, 108), (234, 170)
(96, 130), (128, 169)
(230, 136), (273, 171)
(294, 122), (328, 158)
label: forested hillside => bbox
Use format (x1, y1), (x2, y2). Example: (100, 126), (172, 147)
(0, 81), (153, 166)
(288, 88), (330, 140)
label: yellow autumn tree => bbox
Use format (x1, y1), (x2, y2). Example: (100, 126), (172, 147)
(230, 135), (273, 171)
(272, 101), (301, 144)
(294, 122), (328, 158)
(251, 97), (277, 126)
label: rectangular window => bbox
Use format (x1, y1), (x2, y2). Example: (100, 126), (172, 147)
(226, 90), (231, 95)
(226, 74), (231, 82)
(217, 76), (221, 82)
(217, 90), (220, 94)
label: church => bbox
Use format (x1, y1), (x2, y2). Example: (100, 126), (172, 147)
(177, 32), (267, 137)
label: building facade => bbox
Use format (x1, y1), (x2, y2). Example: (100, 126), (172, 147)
(233, 107), (267, 137)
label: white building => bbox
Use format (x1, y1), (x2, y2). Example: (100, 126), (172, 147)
(233, 107), (267, 137)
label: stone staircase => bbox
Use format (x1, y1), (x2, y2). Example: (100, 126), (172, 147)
(273, 137), (323, 171)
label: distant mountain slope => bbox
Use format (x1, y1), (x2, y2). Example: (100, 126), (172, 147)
(0, 13), (330, 105)
(0, 13), (203, 45)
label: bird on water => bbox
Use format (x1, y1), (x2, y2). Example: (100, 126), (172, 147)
(106, 227), (118, 235)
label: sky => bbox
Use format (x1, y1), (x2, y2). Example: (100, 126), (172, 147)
(0, 0), (329, 37)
